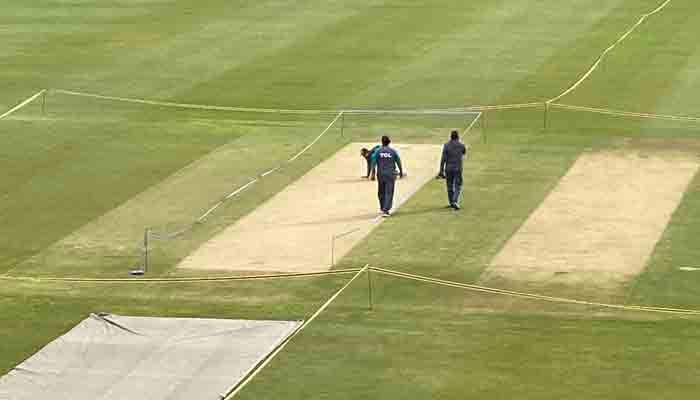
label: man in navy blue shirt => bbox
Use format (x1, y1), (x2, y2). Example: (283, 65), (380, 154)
(437, 130), (467, 210)
(370, 136), (403, 217)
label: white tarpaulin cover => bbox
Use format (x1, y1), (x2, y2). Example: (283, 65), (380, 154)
(0, 313), (301, 400)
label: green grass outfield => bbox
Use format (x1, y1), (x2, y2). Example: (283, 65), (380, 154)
(2, 0), (700, 398)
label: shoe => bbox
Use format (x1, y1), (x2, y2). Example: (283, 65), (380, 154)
(382, 211), (391, 217)
(452, 203), (461, 210)
(445, 204), (453, 209)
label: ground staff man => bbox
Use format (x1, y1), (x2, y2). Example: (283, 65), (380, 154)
(360, 145), (380, 179)
(370, 135), (403, 217)
(437, 130), (467, 210)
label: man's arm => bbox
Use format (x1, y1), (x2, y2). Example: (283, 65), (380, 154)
(394, 150), (404, 177)
(438, 144), (447, 177)
(369, 150), (379, 171)
(370, 147), (379, 179)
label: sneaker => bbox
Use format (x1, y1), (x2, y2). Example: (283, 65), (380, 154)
(452, 203), (461, 210)
(382, 211), (391, 217)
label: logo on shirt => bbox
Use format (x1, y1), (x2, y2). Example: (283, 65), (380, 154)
(380, 153), (393, 158)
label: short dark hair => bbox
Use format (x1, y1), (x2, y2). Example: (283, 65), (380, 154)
(450, 130), (459, 140)
(360, 148), (369, 156)
(381, 135), (391, 146)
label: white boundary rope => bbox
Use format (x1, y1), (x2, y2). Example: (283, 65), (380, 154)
(196, 111), (343, 223)
(0, 89), (46, 120)
(548, 0), (673, 103)
(456, 102), (543, 111)
(222, 265), (369, 399)
(288, 111), (343, 162)
(463, 111), (483, 132)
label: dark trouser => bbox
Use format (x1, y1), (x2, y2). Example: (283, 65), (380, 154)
(377, 174), (396, 212)
(446, 169), (463, 205)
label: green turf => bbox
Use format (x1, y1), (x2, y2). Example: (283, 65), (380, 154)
(3, 0), (700, 398)
(627, 169), (700, 308)
(236, 274), (700, 400)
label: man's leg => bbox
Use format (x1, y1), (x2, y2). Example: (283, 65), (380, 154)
(454, 170), (463, 206)
(365, 157), (372, 178)
(377, 177), (386, 211)
(446, 170), (456, 205)
(384, 175), (396, 212)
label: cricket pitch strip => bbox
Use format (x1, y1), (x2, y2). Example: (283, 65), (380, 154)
(178, 143), (441, 273)
(484, 150), (699, 291)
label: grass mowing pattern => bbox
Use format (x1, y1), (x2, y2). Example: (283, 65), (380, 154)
(0, 113), (236, 271)
(3, 0), (700, 398)
(8, 97), (347, 276)
(237, 275), (700, 400)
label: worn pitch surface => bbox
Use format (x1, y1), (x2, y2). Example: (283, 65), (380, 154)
(485, 151), (699, 289)
(179, 143), (441, 272)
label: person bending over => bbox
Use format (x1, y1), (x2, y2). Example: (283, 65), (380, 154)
(360, 145), (380, 180)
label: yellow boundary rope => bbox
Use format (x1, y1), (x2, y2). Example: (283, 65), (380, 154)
(371, 267), (700, 316)
(0, 268), (362, 283)
(54, 89), (484, 115)
(51, 88), (700, 123)
(8, 89), (700, 126)
(551, 102), (700, 123)
(223, 265), (369, 399)
(3, 266), (699, 316)
(548, 0), (673, 103)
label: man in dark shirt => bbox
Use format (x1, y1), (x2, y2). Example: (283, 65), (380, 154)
(360, 145), (380, 179)
(438, 130), (467, 210)
(370, 136), (404, 217)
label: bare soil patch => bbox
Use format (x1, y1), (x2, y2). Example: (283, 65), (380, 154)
(484, 150), (699, 292)
(178, 143), (441, 273)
